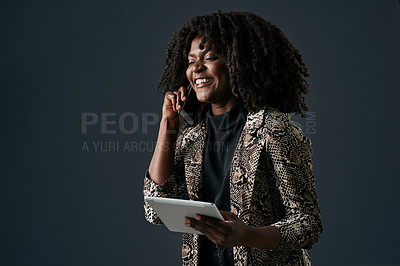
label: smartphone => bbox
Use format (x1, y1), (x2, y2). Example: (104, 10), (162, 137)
(178, 84), (201, 126)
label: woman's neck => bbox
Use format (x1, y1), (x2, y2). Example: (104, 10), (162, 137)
(210, 97), (237, 116)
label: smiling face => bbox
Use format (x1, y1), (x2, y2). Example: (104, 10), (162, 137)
(186, 36), (235, 112)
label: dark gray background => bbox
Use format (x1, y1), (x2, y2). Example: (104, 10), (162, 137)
(1, 1), (399, 265)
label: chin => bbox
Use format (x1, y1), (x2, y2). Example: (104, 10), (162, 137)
(196, 98), (208, 103)
(195, 93), (209, 103)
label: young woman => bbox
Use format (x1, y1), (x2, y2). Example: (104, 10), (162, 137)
(143, 11), (323, 265)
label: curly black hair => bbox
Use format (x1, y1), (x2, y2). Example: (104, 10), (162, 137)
(158, 10), (310, 116)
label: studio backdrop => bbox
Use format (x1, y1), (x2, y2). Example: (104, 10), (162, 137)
(1, 1), (399, 265)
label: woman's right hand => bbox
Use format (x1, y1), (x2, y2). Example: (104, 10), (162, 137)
(162, 86), (188, 122)
(148, 86), (188, 184)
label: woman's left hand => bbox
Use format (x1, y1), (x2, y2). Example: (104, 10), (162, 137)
(184, 210), (251, 247)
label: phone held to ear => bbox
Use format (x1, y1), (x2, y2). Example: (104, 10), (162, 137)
(178, 84), (201, 126)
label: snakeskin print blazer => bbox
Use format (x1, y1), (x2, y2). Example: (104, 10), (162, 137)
(143, 106), (323, 265)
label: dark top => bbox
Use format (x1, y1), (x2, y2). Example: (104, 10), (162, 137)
(199, 100), (247, 266)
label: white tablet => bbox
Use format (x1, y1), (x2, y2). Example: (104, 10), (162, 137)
(144, 196), (224, 235)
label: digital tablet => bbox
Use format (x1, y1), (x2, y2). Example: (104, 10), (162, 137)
(144, 196), (224, 235)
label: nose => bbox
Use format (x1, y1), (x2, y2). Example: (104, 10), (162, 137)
(192, 60), (205, 73)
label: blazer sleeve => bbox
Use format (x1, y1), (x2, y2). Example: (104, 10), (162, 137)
(143, 128), (189, 224)
(267, 123), (323, 249)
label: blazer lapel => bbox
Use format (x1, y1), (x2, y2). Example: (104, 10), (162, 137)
(184, 120), (207, 201)
(230, 108), (269, 224)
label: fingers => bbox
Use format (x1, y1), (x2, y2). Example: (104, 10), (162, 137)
(219, 210), (237, 221)
(184, 217), (219, 237)
(195, 214), (223, 228)
(165, 86), (187, 112)
(184, 215), (229, 236)
(178, 86), (187, 102)
(185, 211), (246, 247)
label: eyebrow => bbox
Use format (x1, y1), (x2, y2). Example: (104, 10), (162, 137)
(188, 48), (212, 58)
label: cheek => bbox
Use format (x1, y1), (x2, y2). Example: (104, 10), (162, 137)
(211, 63), (228, 81)
(221, 67), (229, 84)
(186, 68), (192, 83)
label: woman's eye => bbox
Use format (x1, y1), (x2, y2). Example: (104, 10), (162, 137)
(188, 61), (195, 65)
(206, 56), (218, 61)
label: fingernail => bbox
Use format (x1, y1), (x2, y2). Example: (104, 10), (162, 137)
(177, 105), (181, 109)
(195, 215), (201, 221)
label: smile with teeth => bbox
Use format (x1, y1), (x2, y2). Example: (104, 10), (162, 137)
(195, 78), (213, 85)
